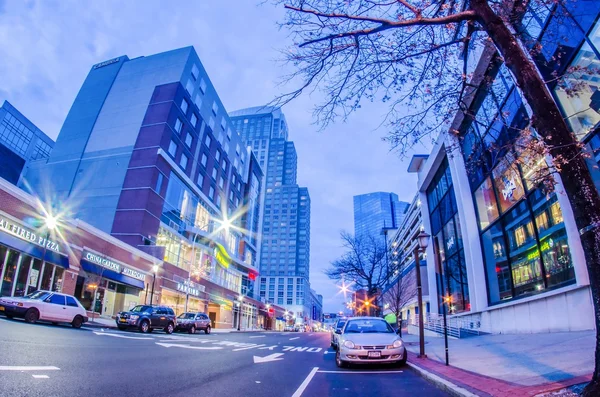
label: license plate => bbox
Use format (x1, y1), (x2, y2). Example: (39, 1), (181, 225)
(119, 318), (127, 323)
(368, 351), (381, 358)
(0, 306), (4, 311)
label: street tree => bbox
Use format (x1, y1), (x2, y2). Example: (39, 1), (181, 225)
(326, 231), (399, 316)
(381, 266), (417, 336)
(276, 1), (600, 394)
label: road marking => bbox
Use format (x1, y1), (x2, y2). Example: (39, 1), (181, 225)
(249, 335), (265, 338)
(0, 366), (60, 371)
(32, 375), (49, 379)
(289, 337), (299, 340)
(324, 351), (334, 354)
(309, 334), (313, 336)
(258, 345), (278, 350)
(93, 332), (153, 340)
(155, 343), (223, 350)
(292, 367), (319, 397)
(255, 381), (261, 384)
(253, 353), (284, 363)
(233, 344), (266, 351)
(317, 370), (404, 374)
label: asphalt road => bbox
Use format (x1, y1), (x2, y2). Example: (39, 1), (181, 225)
(0, 317), (449, 397)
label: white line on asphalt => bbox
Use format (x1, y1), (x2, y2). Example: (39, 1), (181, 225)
(291, 367), (319, 397)
(253, 353), (285, 363)
(317, 370), (404, 374)
(93, 332), (153, 340)
(308, 334), (313, 336)
(289, 337), (299, 340)
(323, 351), (334, 354)
(0, 366), (60, 371)
(249, 335), (266, 338)
(233, 344), (266, 351)
(155, 343), (223, 350)
(32, 375), (49, 379)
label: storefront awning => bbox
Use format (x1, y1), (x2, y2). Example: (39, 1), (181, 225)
(0, 231), (69, 269)
(80, 260), (145, 290)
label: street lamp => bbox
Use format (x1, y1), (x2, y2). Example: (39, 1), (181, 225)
(414, 231), (430, 359)
(150, 264), (159, 305)
(237, 294), (244, 331)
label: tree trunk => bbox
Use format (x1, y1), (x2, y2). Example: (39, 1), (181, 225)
(470, 1), (600, 394)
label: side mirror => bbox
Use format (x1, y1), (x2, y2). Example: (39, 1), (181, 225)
(335, 329), (342, 335)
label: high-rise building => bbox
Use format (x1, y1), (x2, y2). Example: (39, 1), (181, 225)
(230, 106), (313, 324)
(353, 192), (409, 239)
(21, 47), (266, 329)
(0, 101), (54, 185)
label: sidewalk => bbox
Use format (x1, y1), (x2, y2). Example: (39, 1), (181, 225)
(402, 331), (594, 396)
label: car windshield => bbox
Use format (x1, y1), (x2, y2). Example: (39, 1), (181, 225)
(25, 291), (51, 300)
(130, 305), (152, 313)
(344, 319), (394, 333)
(178, 313), (196, 319)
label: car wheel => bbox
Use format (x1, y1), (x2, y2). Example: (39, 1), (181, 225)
(165, 322), (174, 334)
(139, 320), (150, 333)
(117, 326), (127, 331)
(205, 326), (211, 334)
(335, 350), (347, 368)
(71, 315), (83, 329)
(189, 325), (196, 334)
(398, 352), (407, 366)
(24, 308), (39, 324)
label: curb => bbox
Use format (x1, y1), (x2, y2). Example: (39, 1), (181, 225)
(84, 322), (117, 329)
(407, 362), (481, 397)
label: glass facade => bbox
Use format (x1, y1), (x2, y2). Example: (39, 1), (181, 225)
(353, 192), (409, 239)
(427, 158), (470, 314)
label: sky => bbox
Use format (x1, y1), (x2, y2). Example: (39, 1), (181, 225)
(0, 0), (426, 312)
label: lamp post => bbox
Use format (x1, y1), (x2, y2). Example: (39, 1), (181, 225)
(237, 294), (244, 331)
(150, 264), (159, 305)
(414, 231), (430, 359)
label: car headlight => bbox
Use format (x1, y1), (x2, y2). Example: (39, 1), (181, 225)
(129, 315), (139, 320)
(387, 340), (403, 349)
(343, 340), (357, 349)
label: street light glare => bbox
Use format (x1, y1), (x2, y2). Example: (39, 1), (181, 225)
(152, 264), (159, 273)
(45, 214), (58, 230)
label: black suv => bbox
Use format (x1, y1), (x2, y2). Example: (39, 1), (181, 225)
(116, 305), (176, 334)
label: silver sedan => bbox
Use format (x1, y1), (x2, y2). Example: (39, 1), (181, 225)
(335, 317), (406, 368)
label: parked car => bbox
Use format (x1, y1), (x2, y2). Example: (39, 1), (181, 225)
(116, 305), (176, 334)
(335, 316), (407, 368)
(330, 317), (348, 350)
(0, 290), (88, 328)
(175, 312), (211, 334)
(284, 325), (295, 332)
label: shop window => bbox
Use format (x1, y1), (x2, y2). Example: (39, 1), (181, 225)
(482, 224), (512, 303)
(493, 156), (526, 213)
(540, 231), (575, 288)
(535, 211), (550, 233)
(474, 177), (500, 230)
(554, 27), (600, 139)
(510, 251), (544, 297)
(549, 202), (564, 225)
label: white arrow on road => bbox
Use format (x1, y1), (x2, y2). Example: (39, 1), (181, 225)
(156, 343), (223, 350)
(253, 353), (284, 363)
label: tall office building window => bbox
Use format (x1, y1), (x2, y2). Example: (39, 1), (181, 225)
(168, 140), (177, 157)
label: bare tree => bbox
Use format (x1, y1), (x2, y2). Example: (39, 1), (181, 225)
(326, 231), (399, 315)
(382, 267), (417, 337)
(276, 1), (600, 393)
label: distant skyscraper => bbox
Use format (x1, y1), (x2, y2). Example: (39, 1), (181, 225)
(0, 101), (53, 185)
(230, 106), (313, 323)
(353, 192), (409, 239)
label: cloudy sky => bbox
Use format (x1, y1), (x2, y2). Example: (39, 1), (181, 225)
(0, 0), (426, 311)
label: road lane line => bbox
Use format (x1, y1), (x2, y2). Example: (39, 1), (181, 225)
(233, 344), (266, 351)
(292, 367), (319, 397)
(249, 335), (266, 338)
(289, 337), (299, 340)
(32, 375), (49, 379)
(0, 366), (60, 371)
(93, 332), (153, 340)
(317, 370), (404, 374)
(155, 343), (223, 350)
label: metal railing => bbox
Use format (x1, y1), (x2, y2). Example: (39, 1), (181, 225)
(410, 313), (482, 338)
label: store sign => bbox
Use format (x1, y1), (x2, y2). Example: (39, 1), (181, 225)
(93, 57), (120, 69)
(82, 249), (146, 281)
(0, 217), (61, 253)
(176, 280), (205, 297)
